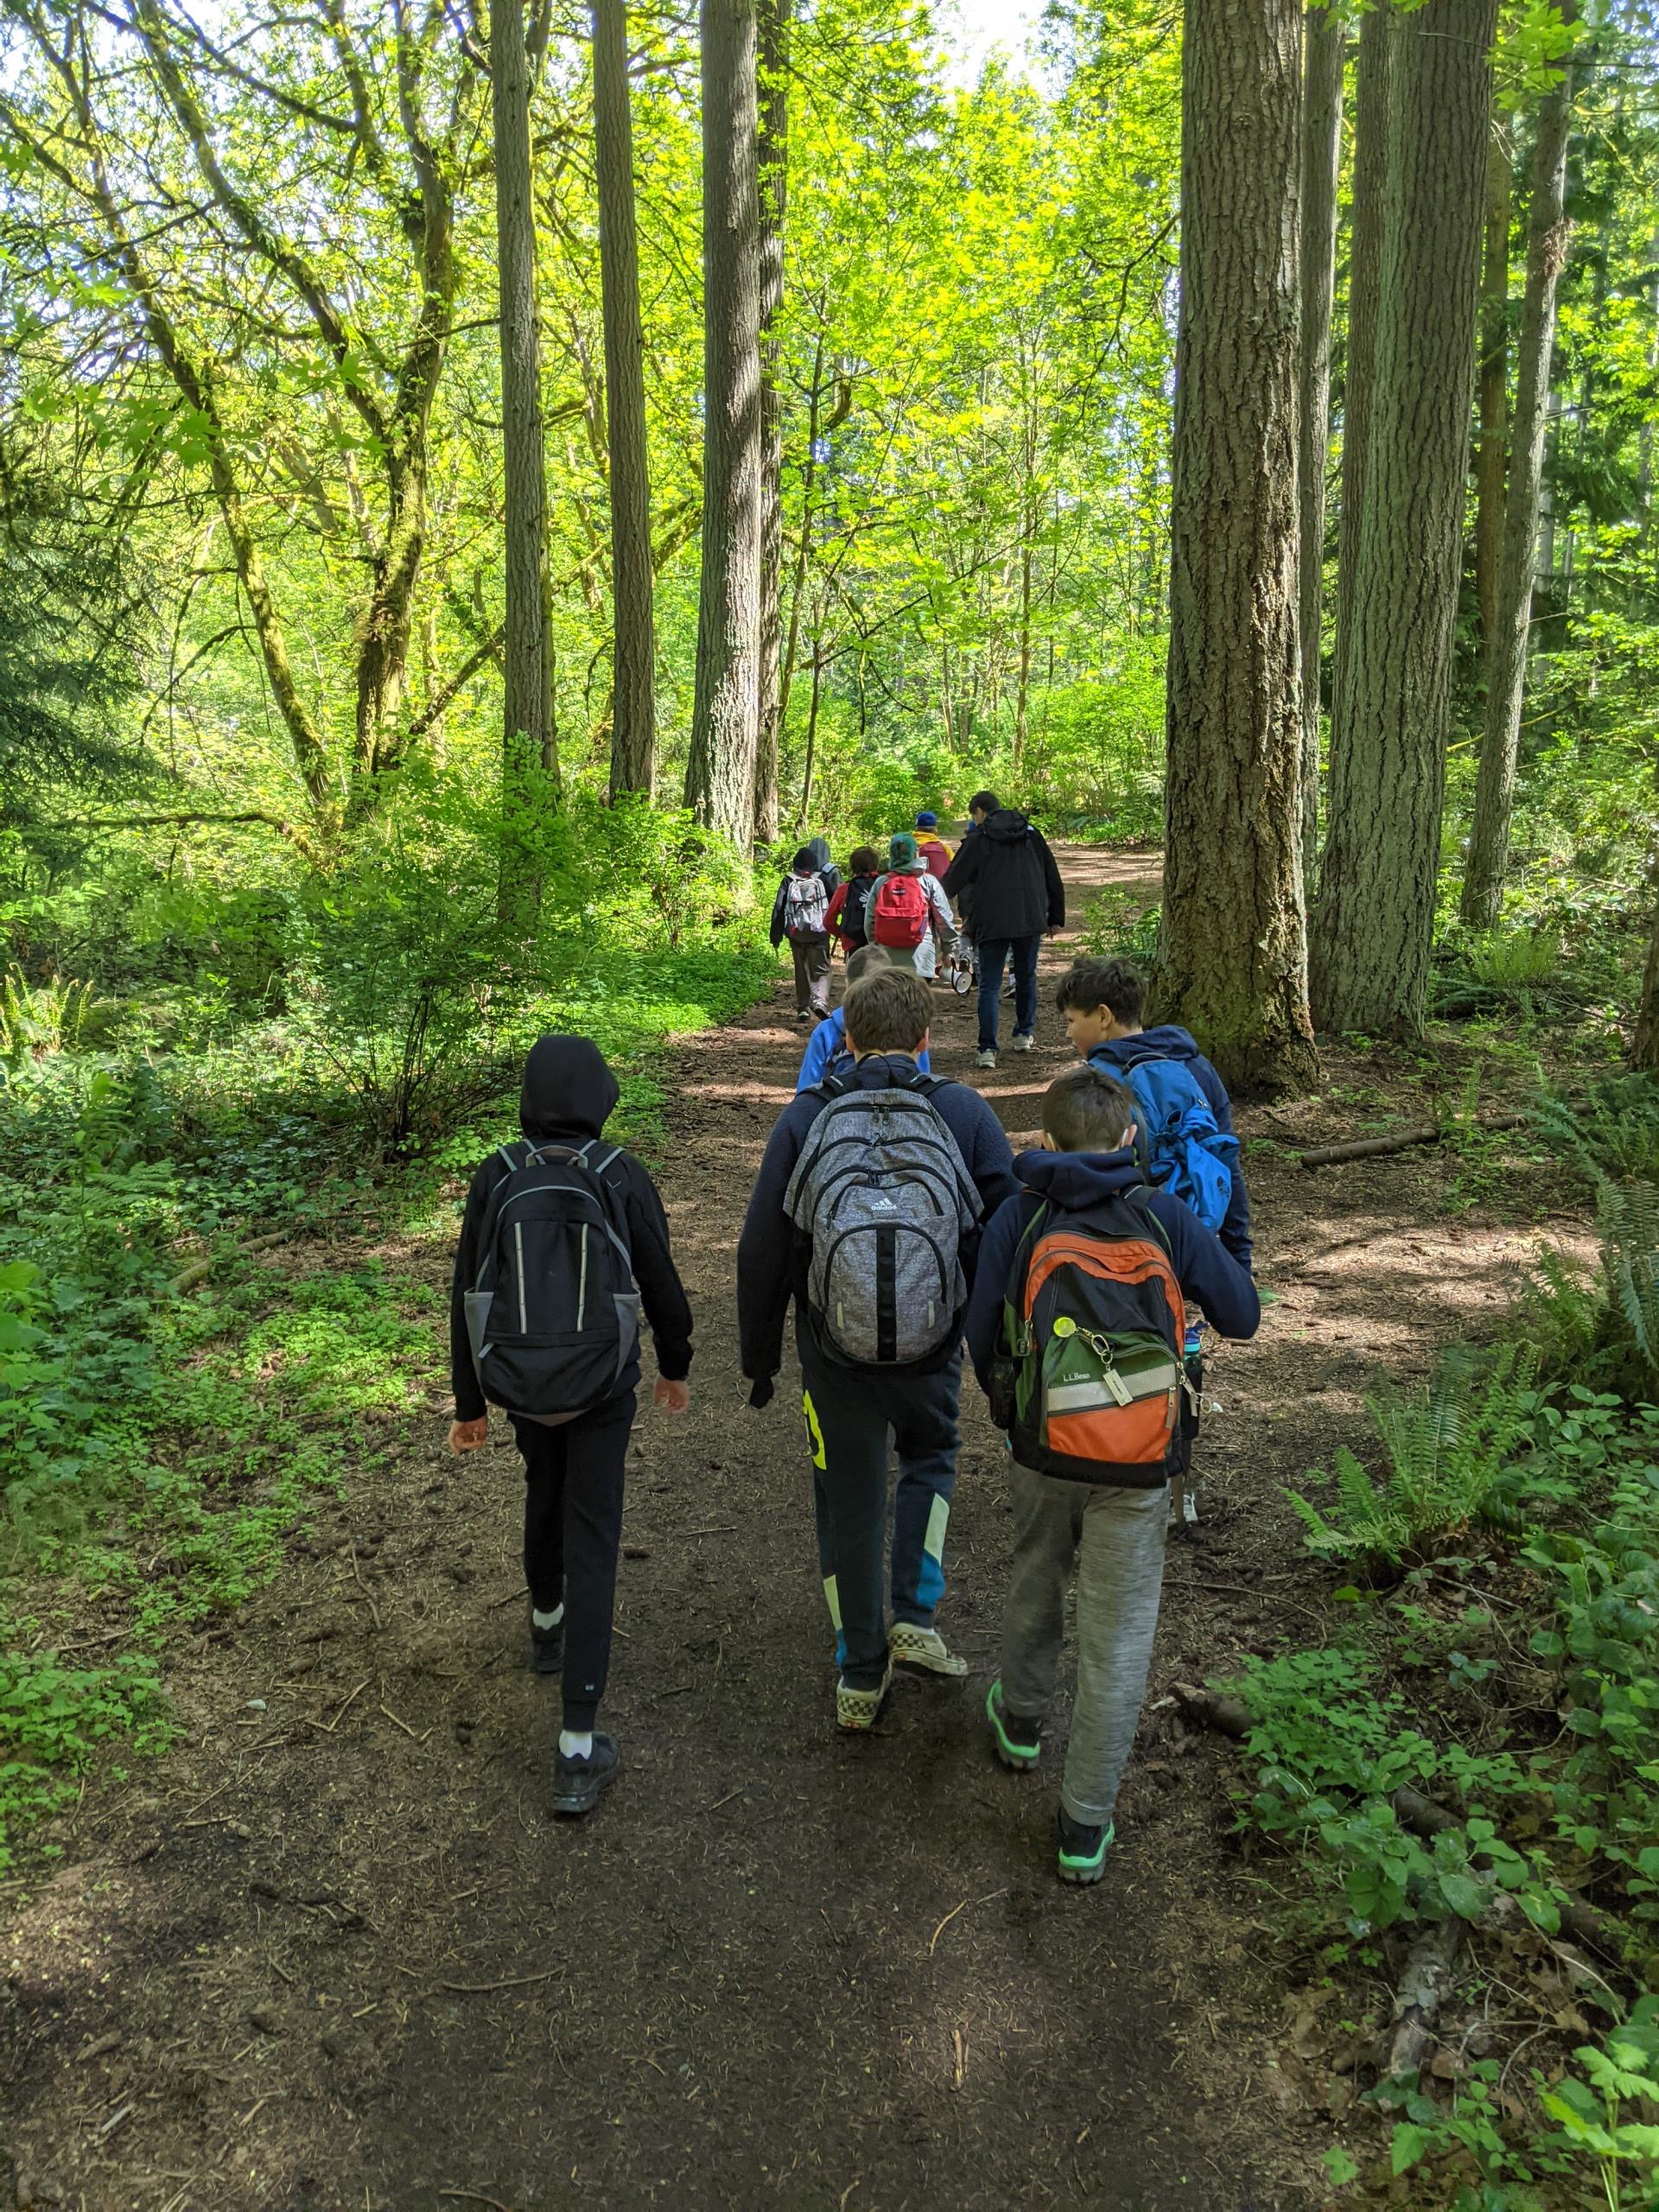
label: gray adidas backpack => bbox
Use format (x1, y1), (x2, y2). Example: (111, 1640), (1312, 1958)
(783, 1071), (982, 1367)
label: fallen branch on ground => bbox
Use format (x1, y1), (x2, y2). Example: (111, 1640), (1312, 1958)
(170, 1230), (289, 1294)
(1389, 1917), (1465, 2077)
(1297, 1113), (1531, 1169)
(1173, 1685), (1622, 1958)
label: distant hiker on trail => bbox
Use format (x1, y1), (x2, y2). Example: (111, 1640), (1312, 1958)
(795, 944), (933, 1091)
(737, 968), (1019, 1731)
(1056, 956), (1251, 1530)
(913, 811), (954, 880)
(823, 845), (882, 956)
(964, 1065), (1258, 1884)
(770, 845), (834, 1023)
(805, 835), (842, 897)
(866, 831), (957, 981)
(448, 1035), (692, 1817)
(942, 792), (1065, 1069)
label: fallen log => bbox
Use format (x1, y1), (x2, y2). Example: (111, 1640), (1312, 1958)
(1297, 1112), (1530, 1170)
(170, 1230), (289, 1295)
(1173, 1686), (1623, 1960)
(1388, 1917), (1465, 2078)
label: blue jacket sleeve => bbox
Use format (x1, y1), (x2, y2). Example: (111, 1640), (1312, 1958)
(736, 1103), (807, 1380)
(1146, 1192), (1261, 1340)
(1192, 1053), (1254, 1272)
(964, 1192), (1037, 1392)
(796, 1011), (842, 1091)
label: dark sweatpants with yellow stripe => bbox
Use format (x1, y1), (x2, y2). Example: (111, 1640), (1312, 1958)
(800, 1337), (961, 1690)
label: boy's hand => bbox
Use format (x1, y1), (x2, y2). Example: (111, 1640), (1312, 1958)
(448, 1416), (489, 1454)
(654, 1377), (690, 1414)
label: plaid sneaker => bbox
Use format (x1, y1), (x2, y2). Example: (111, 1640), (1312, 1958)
(985, 1679), (1042, 1770)
(890, 1623), (969, 1678)
(836, 1662), (893, 1732)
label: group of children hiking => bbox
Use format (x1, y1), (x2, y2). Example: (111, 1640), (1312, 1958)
(449, 861), (1260, 1884)
(768, 793), (1065, 1066)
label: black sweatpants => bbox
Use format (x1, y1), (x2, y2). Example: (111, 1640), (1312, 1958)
(509, 1390), (634, 1732)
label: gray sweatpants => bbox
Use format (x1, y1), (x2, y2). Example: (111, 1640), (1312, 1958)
(998, 1468), (1168, 1828)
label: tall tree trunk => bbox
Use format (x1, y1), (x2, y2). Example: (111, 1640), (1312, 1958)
(594, 0), (656, 803)
(1160, 0), (1318, 1096)
(753, 0), (791, 843)
(1313, 0), (1498, 1036)
(1461, 20), (1573, 928)
(1298, 2), (1346, 889)
(493, 0), (556, 919)
(1475, 130), (1512, 649)
(1636, 831), (1659, 1074)
(1332, 3), (1394, 720)
(684, 0), (763, 846)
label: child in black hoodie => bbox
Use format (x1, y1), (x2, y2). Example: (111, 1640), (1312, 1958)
(963, 1064), (1258, 1884)
(448, 1036), (692, 1814)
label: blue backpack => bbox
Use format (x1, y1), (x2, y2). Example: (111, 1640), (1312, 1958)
(1092, 1045), (1239, 1234)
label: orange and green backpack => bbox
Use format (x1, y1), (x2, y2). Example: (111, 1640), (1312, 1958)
(991, 1192), (1188, 1485)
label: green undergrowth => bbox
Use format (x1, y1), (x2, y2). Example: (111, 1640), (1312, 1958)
(0, 863), (773, 1872)
(1217, 1088), (1659, 2206)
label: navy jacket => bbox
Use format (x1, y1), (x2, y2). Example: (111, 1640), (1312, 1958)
(1087, 1024), (1253, 1270)
(737, 1053), (1020, 1380)
(963, 1147), (1260, 1397)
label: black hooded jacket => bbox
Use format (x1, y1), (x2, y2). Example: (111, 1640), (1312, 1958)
(941, 810), (1065, 941)
(448, 1036), (693, 1421)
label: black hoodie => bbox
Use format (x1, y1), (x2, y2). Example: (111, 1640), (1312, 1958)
(448, 1036), (693, 1421)
(941, 809), (1065, 941)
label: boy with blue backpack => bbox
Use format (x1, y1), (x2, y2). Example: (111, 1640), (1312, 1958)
(448, 1036), (692, 1816)
(965, 1065), (1258, 1884)
(738, 969), (1018, 1731)
(794, 944), (933, 1091)
(1054, 957), (1250, 1528)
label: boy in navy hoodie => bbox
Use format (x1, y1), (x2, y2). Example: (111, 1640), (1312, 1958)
(963, 1064), (1258, 1884)
(1056, 956), (1251, 1528)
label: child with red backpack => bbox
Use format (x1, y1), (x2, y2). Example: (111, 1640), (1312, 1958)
(867, 831), (957, 979)
(823, 845), (882, 955)
(448, 1036), (692, 1818)
(963, 1064), (1257, 1885)
(769, 845), (834, 1021)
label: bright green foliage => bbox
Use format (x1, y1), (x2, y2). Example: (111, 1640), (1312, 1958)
(1287, 1348), (1541, 1565)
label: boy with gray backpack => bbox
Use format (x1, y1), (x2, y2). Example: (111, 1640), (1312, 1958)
(736, 969), (1018, 1730)
(448, 1035), (692, 1815)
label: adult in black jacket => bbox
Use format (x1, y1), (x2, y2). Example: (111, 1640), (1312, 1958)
(942, 791), (1065, 1066)
(448, 1034), (691, 1813)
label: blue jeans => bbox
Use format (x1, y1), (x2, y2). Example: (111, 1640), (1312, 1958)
(800, 1340), (962, 1687)
(976, 934), (1039, 1052)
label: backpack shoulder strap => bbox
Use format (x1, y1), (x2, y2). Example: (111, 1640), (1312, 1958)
(810, 1071), (852, 1101)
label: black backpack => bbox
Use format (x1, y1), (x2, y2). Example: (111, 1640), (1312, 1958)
(462, 1141), (640, 1422)
(842, 872), (879, 943)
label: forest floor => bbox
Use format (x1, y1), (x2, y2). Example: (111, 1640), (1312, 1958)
(0, 846), (1573, 2212)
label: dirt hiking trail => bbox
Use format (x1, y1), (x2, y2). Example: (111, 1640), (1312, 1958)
(2, 847), (1542, 2212)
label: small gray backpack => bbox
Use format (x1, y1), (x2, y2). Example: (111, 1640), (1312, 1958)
(784, 1071), (982, 1367)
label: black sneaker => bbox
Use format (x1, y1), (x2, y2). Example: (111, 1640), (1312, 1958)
(1057, 1808), (1113, 1885)
(527, 1598), (563, 1675)
(552, 1732), (619, 1815)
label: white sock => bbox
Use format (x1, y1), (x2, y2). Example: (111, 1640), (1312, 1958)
(558, 1729), (594, 1759)
(531, 1604), (564, 1630)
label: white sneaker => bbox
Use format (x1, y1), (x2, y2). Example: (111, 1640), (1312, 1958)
(890, 1623), (969, 1678)
(976, 1048), (997, 1070)
(1011, 1033), (1034, 1053)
